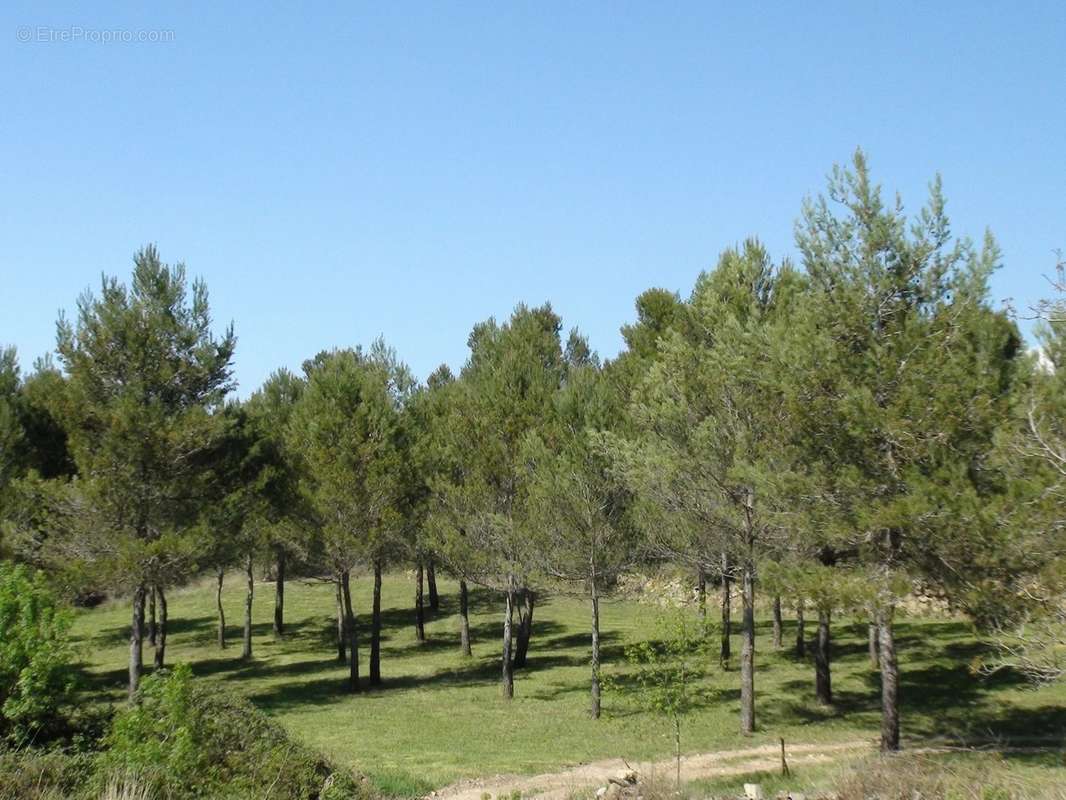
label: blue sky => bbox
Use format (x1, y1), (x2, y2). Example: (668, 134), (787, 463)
(2, 3), (1064, 394)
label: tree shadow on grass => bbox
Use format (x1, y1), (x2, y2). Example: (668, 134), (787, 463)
(771, 684), (880, 728)
(69, 621), (592, 713)
(369, 584), (504, 632)
(76, 614), (219, 647)
(770, 638), (1048, 747)
(77, 614), (335, 651)
(244, 657), (497, 710)
(899, 659), (1061, 746)
(378, 618), (540, 657)
(538, 629), (620, 651)
(191, 654), (345, 682)
(72, 662), (129, 698)
(240, 644), (596, 712)
(921, 703), (1066, 749)
(428, 585), (504, 618)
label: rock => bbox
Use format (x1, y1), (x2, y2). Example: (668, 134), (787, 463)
(744, 784), (765, 800)
(595, 787), (607, 799)
(604, 783), (621, 800)
(788, 793), (806, 800)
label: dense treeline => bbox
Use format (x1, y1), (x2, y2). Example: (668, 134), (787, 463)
(1, 152), (1064, 755)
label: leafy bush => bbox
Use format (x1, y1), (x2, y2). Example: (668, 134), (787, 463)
(0, 561), (76, 745)
(98, 663), (370, 800)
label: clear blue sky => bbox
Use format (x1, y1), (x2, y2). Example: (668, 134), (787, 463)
(3, 2), (1064, 395)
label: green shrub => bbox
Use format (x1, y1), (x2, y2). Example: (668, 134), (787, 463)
(98, 664), (370, 800)
(0, 561), (76, 745)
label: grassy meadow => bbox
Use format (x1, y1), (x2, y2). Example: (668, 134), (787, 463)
(70, 573), (1066, 795)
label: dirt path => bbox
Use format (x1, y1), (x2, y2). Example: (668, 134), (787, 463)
(430, 740), (874, 800)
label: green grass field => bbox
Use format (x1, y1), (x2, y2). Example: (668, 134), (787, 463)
(69, 573), (1066, 795)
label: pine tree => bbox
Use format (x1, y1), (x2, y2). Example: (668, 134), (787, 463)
(428, 304), (565, 699)
(409, 364), (477, 655)
(53, 246), (235, 696)
(788, 151), (1022, 749)
(287, 344), (409, 691)
(524, 349), (635, 718)
(610, 241), (803, 734)
(244, 369), (307, 643)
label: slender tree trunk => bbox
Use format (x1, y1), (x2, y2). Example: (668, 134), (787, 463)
(501, 578), (515, 699)
(216, 568), (226, 649)
(427, 559), (439, 611)
(740, 559), (756, 734)
(273, 549), (285, 640)
(153, 585), (168, 669)
(242, 554), (253, 660)
(674, 717), (682, 788)
(148, 586), (157, 647)
(878, 605), (900, 751)
(590, 581), (601, 719)
(795, 600), (806, 658)
(370, 560), (382, 685)
(459, 579), (472, 656)
(335, 580), (347, 663)
(129, 585), (146, 699)
(513, 590), (535, 668)
(815, 609), (832, 705)
(341, 570), (360, 692)
(772, 595), (783, 649)
(415, 562), (426, 643)
(696, 568), (707, 624)
(720, 551), (732, 665)
(868, 620), (880, 668)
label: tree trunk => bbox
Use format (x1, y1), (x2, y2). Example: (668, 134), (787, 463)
(720, 551), (732, 665)
(148, 585), (157, 647)
(795, 599), (806, 658)
(242, 554), (253, 660)
(415, 562), (426, 643)
(868, 620), (880, 668)
(370, 560), (382, 685)
(153, 585), (168, 669)
(772, 596), (783, 649)
(815, 609), (832, 705)
(674, 717), (682, 788)
(273, 549), (285, 640)
(590, 581), (601, 719)
(696, 568), (707, 624)
(878, 606), (900, 751)
(335, 580), (347, 663)
(513, 590), (535, 668)
(129, 585), (146, 699)
(740, 559), (755, 734)
(216, 568), (227, 648)
(342, 570), (360, 693)
(459, 579), (472, 656)
(501, 578), (515, 699)
(427, 559), (439, 611)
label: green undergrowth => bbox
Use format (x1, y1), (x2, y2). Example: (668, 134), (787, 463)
(0, 665), (369, 800)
